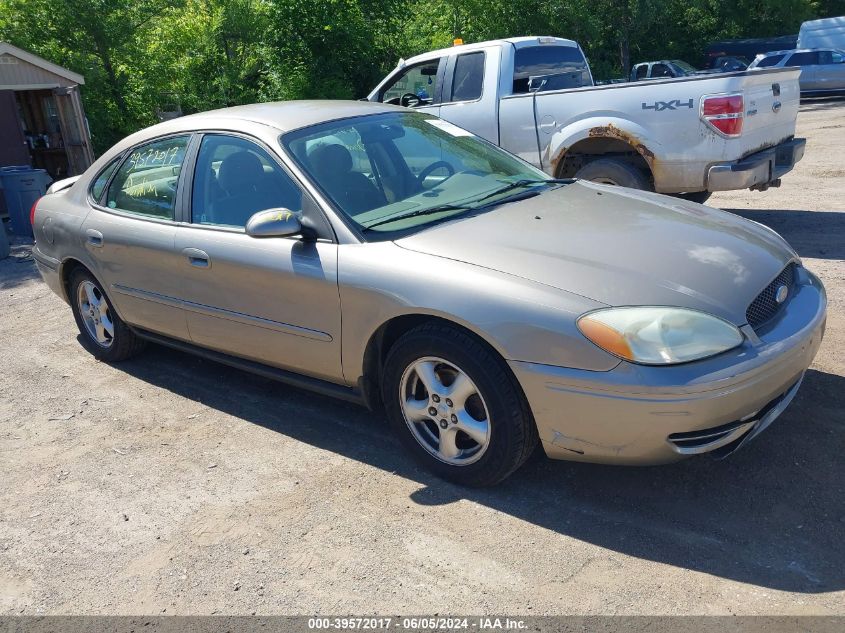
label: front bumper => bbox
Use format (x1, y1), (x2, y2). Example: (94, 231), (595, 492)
(707, 137), (806, 192)
(510, 268), (826, 465)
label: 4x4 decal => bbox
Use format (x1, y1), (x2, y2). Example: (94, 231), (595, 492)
(642, 99), (694, 111)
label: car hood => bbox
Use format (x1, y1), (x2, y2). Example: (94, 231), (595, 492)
(394, 181), (797, 324)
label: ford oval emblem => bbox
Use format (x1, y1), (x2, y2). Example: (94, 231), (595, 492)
(775, 284), (789, 304)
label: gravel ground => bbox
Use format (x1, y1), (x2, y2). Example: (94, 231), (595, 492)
(1, 100), (844, 616)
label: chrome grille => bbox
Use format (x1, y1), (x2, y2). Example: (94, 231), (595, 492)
(746, 262), (797, 329)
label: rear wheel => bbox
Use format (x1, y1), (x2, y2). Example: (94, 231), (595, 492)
(69, 268), (145, 362)
(574, 157), (651, 190)
(382, 323), (537, 486)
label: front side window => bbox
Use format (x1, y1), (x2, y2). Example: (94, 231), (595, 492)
(450, 52), (485, 101)
(755, 54), (785, 68)
(90, 156), (121, 203)
(105, 136), (190, 219)
(283, 112), (551, 238)
(381, 60), (441, 107)
(191, 135), (303, 228)
(635, 65), (648, 80)
(513, 45), (591, 93)
(787, 51), (820, 66)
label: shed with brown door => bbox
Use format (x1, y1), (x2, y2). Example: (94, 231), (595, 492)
(0, 42), (94, 180)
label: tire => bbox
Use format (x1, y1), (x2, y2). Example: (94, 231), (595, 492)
(574, 157), (652, 190)
(673, 191), (713, 204)
(382, 322), (538, 486)
(69, 268), (146, 362)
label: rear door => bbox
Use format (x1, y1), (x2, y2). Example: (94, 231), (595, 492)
(82, 134), (192, 340)
(173, 132), (343, 381)
(438, 47), (500, 143)
(816, 50), (845, 91)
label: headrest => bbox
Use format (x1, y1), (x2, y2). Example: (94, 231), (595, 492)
(218, 151), (265, 194)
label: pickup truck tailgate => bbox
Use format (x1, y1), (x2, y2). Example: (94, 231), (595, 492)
(735, 68), (801, 156)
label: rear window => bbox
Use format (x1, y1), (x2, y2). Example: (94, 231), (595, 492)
(755, 54), (785, 68)
(513, 45), (591, 93)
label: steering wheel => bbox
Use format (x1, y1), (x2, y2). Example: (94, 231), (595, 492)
(417, 160), (456, 187)
(400, 93), (422, 108)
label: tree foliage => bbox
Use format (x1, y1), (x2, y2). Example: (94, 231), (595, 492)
(0, 0), (838, 153)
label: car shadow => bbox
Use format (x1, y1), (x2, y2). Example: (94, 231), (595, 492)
(723, 208), (845, 260)
(114, 345), (845, 594)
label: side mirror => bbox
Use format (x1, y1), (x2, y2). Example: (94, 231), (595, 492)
(245, 208), (303, 238)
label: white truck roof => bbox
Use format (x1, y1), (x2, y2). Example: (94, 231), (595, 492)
(397, 36), (578, 67)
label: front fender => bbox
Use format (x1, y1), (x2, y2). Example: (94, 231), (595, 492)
(338, 242), (620, 386)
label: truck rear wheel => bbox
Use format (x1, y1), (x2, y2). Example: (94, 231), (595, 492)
(575, 158), (651, 190)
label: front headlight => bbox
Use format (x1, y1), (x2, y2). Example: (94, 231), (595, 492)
(577, 307), (743, 365)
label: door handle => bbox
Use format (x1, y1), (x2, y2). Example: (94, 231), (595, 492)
(85, 229), (103, 247)
(182, 248), (211, 268)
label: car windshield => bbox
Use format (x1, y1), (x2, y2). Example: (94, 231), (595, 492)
(281, 112), (552, 237)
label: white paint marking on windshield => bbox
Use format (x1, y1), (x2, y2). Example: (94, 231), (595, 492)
(425, 119), (474, 137)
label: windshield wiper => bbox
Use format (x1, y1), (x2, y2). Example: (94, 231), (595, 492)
(472, 178), (572, 204)
(362, 203), (473, 231)
(361, 178), (572, 232)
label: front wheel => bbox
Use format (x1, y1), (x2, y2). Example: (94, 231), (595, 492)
(382, 323), (538, 486)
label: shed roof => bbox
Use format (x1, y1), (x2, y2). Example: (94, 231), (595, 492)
(0, 42), (85, 89)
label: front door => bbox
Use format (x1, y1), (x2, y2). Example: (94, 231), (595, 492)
(83, 134), (192, 340)
(174, 133), (342, 382)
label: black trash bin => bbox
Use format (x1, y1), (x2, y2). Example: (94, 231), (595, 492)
(0, 166), (52, 237)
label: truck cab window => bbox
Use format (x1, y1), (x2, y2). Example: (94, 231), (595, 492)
(381, 60), (441, 107)
(450, 52), (485, 102)
(513, 45), (591, 93)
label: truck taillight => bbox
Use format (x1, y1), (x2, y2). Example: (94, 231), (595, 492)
(30, 197), (41, 228)
(701, 94), (744, 137)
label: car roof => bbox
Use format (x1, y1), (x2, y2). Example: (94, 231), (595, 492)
(759, 48), (839, 57)
(128, 100), (403, 140)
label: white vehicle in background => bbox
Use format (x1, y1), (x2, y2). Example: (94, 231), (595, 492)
(368, 36), (806, 203)
(798, 16), (845, 50)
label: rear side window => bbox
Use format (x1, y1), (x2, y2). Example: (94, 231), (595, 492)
(513, 45), (591, 93)
(635, 65), (648, 80)
(755, 54), (785, 68)
(787, 51), (820, 66)
(90, 156), (121, 203)
(450, 52), (485, 102)
(652, 63), (672, 78)
(105, 135), (190, 220)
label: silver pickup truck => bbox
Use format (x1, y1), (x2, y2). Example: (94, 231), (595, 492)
(367, 36), (806, 202)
